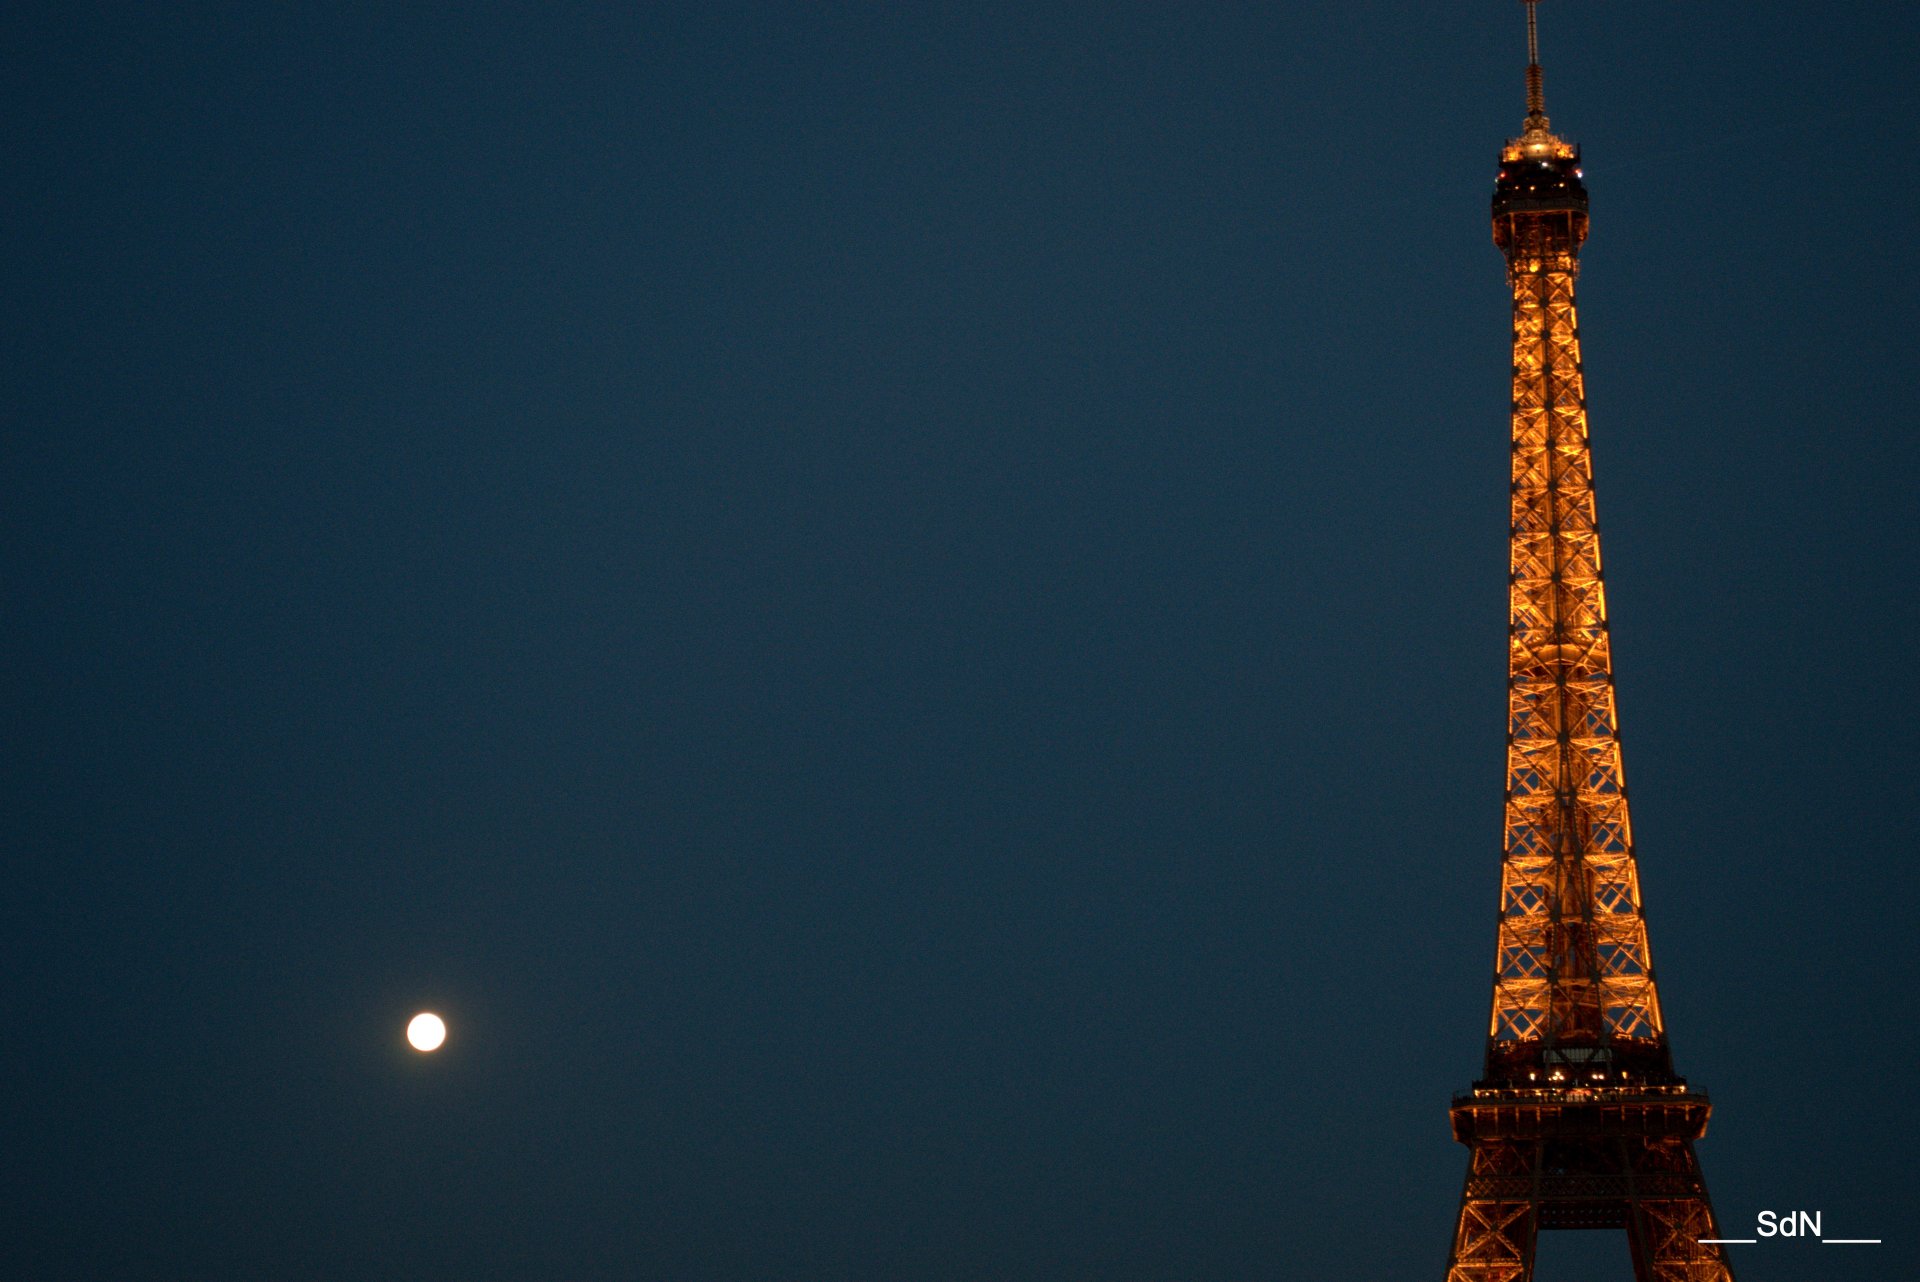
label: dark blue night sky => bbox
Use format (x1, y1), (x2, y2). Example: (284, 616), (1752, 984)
(6, 4), (1916, 1279)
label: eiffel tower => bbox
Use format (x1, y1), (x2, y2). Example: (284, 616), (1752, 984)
(1442, 7), (1736, 1280)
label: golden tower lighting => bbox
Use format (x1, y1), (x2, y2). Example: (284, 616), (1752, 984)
(1441, 6), (1738, 1279)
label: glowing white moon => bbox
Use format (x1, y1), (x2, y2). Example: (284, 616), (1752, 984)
(406, 1012), (447, 1052)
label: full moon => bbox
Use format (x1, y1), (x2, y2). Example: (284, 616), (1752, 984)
(406, 1012), (447, 1052)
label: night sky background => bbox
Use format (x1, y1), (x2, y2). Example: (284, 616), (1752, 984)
(6, 3), (1917, 1279)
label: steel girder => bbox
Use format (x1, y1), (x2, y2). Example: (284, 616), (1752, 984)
(1488, 220), (1663, 1057)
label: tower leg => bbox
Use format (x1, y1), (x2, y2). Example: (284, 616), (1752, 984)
(1445, 1141), (1538, 1282)
(1623, 1140), (1735, 1282)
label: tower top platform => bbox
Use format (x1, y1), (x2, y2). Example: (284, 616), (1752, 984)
(1494, 2), (1587, 225)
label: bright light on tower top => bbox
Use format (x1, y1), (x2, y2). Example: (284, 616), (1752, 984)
(407, 1012), (447, 1052)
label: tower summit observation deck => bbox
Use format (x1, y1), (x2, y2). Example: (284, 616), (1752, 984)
(1440, 6), (1738, 1280)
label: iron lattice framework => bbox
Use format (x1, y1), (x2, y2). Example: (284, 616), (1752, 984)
(1442, 8), (1735, 1281)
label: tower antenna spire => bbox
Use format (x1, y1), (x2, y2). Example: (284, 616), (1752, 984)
(1523, 1), (1548, 129)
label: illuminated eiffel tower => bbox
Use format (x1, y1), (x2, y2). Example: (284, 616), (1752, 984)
(1441, 7), (1736, 1280)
